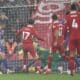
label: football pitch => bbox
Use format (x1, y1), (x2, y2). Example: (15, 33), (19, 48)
(0, 73), (80, 80)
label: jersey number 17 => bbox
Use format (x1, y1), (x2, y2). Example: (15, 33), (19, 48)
(22, 31), (30, 40)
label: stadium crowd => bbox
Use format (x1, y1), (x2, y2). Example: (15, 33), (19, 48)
(0, 0), (80, 76)
(0, 0), (40, 6)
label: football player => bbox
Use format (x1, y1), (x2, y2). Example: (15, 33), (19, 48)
(65, 3), (80, 57)
(16, 19), (44, 72)
(44, 14), (65, 74)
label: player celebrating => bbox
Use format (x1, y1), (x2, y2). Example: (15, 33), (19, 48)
(16, 19), (44, 72)
(65, 3), (80, 57)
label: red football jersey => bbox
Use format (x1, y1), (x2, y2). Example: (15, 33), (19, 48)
(51, 20), (64, 45)
(65, 11), (80, 39)
(16, 24), (43, 45)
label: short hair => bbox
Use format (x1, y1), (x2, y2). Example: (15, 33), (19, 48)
(66, 11), (70, 15)
(71, 3), (77, 11)
(27, 19), (35, 25)
(51, 14), (58, 21)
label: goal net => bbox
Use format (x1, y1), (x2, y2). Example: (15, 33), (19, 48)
(0, 0), (74, 73)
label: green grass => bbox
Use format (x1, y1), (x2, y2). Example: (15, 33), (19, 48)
(0, 73), (80, 80)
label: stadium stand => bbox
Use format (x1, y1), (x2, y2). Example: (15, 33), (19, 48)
(0, 0), (80, 73)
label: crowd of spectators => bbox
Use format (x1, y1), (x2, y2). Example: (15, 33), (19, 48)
(0, 0), (41, 60)
(0, 0), (79, 57)
(0, 0), (40, 6)
(0, 0), (79, 74)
